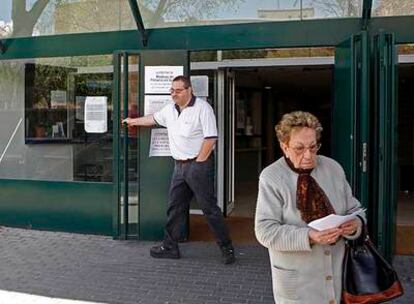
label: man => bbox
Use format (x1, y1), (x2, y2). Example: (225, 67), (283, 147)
(123, 75), (235, 264)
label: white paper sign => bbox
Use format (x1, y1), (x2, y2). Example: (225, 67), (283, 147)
(191, 75), (209, 97)
(144, 95), (173, 116)
(145, 66), (184, 94)
(51, 90), (67, 108)
(308, 209), (366, 231)
(149, 128), (171, 157)
(84, 96), (108, 133)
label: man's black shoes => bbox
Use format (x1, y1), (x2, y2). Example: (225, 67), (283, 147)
(150, 244), (235, 264)
(150, 245), (180, 259)
(221, 245), (236, 265)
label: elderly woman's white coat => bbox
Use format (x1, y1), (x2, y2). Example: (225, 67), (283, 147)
(255, 155), (364, 304)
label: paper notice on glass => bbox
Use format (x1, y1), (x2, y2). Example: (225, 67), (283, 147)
(51, 90), (67, 108)
(145, 66), (184, 94)
(149, 128), (171, 157)
(308, 209), (366, 231)
(144, 95), (173, 116)
(191, 75), (209, 97)
(84, 96), (107, 133)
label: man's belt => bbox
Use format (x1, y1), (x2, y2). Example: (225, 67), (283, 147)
(175, 157), (197, 163)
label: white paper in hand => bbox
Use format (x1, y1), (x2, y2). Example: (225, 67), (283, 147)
(308, 209), (365, 231)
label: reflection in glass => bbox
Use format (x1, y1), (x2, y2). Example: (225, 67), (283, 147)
(398, 44), (414, 56)
(0, 0), (368, 38)
(222, 47), (335, 60)
(190, 47), (334, 63)
(137, 0), (362, 28)
(373, 0), (414, 17)
(302, 0), (362, 19)
(0, 0), (137, 38)
(0, 55), (114, 182)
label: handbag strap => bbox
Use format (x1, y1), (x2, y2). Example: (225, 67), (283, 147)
(349, 214), (369, 246)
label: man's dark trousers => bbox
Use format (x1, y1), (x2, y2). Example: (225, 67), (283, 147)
(163, 156), (231, 249)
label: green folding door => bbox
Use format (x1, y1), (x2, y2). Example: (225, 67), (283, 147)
(333, 32), (370, 208)
(333, 31), (398, 261)
(371, 32), (398, 262)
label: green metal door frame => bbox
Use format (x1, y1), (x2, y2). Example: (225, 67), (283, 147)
(112, 50), (189, 240)
(112, 50), (141, 239)
(333, 32), (370, 207)
(371, 32), (398, 261)
(334, 30), (399, 261)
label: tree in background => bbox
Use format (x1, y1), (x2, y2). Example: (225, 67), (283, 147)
(11, 0), (50, 37)
(304, 0), (361, 17)
(141, 0), (246, 27)
(373, 0), (414, 16)
(2, 0), (246, 37)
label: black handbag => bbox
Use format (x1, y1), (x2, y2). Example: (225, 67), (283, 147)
(342, 216), (404, 304)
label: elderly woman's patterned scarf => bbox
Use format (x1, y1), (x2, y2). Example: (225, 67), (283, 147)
(284, 157), (336, 223)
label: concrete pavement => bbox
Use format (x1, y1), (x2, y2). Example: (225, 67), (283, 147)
(0, 227), (412, 304)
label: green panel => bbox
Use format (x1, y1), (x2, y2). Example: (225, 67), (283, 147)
(371, 32), (397, 262)
(138, 50), (189, 240)
(371, 16), (414, 44)
(1, 16), (414, 61)
(0, 180), (112, 235)
(333, 37), (355, 183)
(112, 51), (141, 240)
(0, 18), (359, 60)
(112, 53), (122, 238)
(333, 32), (369, 205)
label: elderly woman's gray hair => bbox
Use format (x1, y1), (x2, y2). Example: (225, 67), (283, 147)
(275, 111), (323, 143)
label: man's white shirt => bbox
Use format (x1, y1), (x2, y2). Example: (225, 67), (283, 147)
(153, 96), (218, 160)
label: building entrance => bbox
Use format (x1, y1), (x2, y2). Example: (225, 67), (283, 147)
(230, 65), (333, 219)
(190, 51), (335, 243)
(396, 46), (414, 255)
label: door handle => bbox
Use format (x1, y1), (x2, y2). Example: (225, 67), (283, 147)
(362, 142), (367, 172)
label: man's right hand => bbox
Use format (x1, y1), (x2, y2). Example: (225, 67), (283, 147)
(122, 115), (156, 127)
(122, 117), (135, 126)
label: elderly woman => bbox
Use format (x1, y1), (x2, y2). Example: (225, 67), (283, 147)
(255, 111), (365, 304)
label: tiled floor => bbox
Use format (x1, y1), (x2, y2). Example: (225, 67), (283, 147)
(397, 192), (414, 226)
(230, 181), (258, 218)
(396, 192), (414, 255)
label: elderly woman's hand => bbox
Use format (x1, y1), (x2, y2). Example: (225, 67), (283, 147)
(339, 219), (360, 236)
(309, 228), (342, 245)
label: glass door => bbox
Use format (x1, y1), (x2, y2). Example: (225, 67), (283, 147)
(224, 70), (236, 215)
(113, 51), (140, 239)
(113, 50), (189, 240)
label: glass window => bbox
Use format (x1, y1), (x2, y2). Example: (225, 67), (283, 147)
(190, 48), (334, 63)
(302, 0), (362, 19)
(136, 0), (362, 29)
(222, 47), (335, 60)
(372, 0), (414, 17)
(0, 0), (366, 38)
(0, 55), (114, 182)
(398, 44), (414, 56)
(0, 0), (137, 38)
